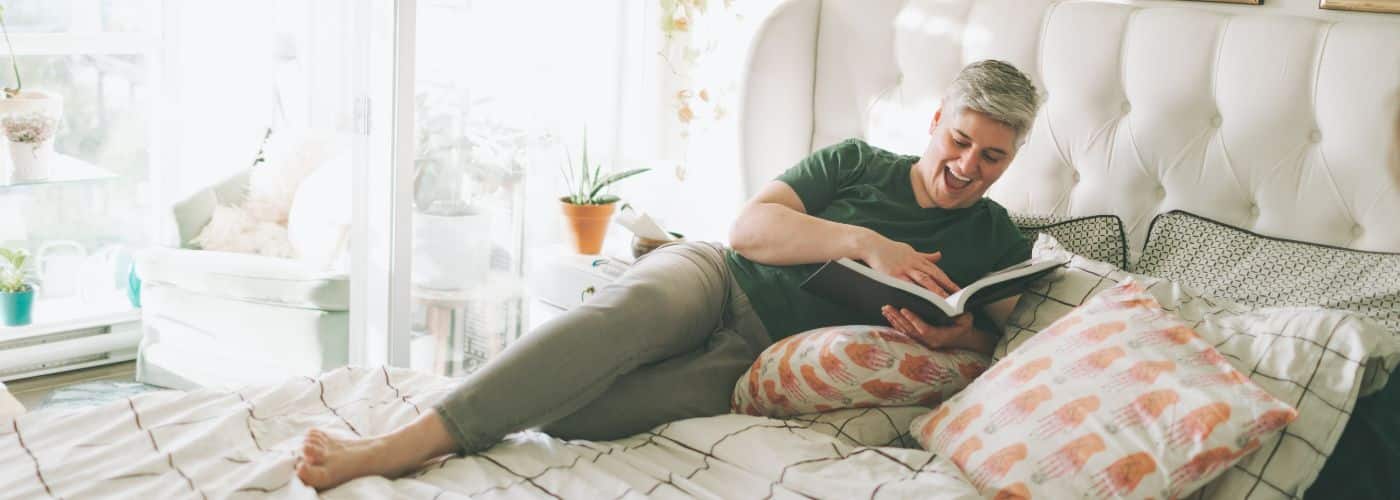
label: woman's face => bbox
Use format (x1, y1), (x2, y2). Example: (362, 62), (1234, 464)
(918, 108), (1019, 209)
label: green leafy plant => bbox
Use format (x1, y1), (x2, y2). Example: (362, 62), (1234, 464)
(0, 248), (30, 293)
(0, 5), (20, 98)
(560, 130), (649, 206)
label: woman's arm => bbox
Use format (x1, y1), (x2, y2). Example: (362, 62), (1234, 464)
(730, 181), (959, 295)
(729, 180), (875, 265)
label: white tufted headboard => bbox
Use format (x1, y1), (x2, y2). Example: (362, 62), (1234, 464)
(738, 0), (1400, 262)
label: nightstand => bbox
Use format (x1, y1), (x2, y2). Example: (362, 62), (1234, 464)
(526, 249), (634, 331)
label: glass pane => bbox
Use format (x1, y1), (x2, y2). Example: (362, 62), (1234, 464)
(410, 0), (533, 376)
(0, 54), (151, 314)
(2, 0), (157, 33)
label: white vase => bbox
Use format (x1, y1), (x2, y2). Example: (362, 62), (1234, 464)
(9, 140), (53, 181)
(412, 208), (494, 290)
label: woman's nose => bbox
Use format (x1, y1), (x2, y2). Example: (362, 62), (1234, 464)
(960, 150), (981, 175)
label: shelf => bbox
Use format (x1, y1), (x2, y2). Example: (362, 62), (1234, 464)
(0, 154), (119, 190)
(0, 292), (140, 345)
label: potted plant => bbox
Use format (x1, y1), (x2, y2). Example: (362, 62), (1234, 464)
(0, 5), (62, 182)
(560, 131), (648, 254)
(0, 247), (34, 326)
(409, 88), (530, 289)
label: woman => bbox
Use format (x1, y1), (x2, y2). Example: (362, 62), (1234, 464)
(297, 59), (1041, 489)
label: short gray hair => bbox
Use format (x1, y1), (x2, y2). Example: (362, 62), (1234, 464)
(942, 60), (1040, 147)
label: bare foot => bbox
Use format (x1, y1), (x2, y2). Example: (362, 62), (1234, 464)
(295, 429), (423, 490)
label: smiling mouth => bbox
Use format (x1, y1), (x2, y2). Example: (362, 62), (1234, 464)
(943, 164), (973, 190)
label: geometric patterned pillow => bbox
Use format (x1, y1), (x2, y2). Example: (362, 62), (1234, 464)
(913, 280), (1299, 499)
(1012, 213), (1129, 269)
(1136, 210), (1400, 336)
(1136, 210), (1400, 388)
(732, 325), (991, 418)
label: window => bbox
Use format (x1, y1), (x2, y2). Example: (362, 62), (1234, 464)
(0, 1), (159, 246)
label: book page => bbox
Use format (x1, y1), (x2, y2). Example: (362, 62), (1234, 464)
(949, 254), (1069, 310)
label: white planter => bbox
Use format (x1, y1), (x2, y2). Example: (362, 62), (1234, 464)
(0, 89), (63, 117)
(8, 140), (53, 181)
(412, 209), (493, 290)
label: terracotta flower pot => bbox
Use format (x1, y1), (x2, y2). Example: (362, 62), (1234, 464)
(561, 199), (617, 255)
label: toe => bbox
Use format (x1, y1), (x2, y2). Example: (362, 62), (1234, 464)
(296, 462), (321, 487)
(298, 463), (338, 490)
(303, 441), (325, 465)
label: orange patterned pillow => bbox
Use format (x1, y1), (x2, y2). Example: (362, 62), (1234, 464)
(731, 325), (991, 417)
(910, 280), (1298, 499)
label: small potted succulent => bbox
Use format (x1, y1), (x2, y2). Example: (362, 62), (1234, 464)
(559, 130), (648, 255)
(0, 247), (34, 326)
(0, 5), (62, 182)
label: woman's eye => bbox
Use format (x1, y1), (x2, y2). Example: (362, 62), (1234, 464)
(953, 141), (970, 148)
(982, 153), (1000, 163)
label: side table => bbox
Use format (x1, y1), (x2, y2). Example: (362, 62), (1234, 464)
(410, 270), (525, 377)
(526, 250), (633, 331)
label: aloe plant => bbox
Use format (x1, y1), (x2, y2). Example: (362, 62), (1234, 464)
(0, 247), (30, 293)
(0, 5), (20, 98)
(560, 129), (649, 205)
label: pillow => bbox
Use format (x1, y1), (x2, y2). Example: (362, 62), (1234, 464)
(1136, 210), (1400, 389)
(1011, 213), (1128, 269)
(731, 325), (991, 418)
(997, 233), (1168, 360)
(912, 280), (1299, 499)
(288, 152), (352, 271)
(998, 234), (1400, 499)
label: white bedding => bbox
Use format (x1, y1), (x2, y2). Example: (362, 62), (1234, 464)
(1, 366), (979, 499)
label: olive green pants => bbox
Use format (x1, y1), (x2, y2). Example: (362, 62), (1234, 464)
(433, 242), (772, 453)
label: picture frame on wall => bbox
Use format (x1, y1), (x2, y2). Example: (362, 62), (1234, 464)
(1321, 0), (1400, 13)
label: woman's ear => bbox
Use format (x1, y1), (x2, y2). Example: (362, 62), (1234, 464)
(929, 106), (944, 135)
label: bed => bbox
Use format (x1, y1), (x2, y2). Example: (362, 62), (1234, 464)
(5, 0), (1400, 498)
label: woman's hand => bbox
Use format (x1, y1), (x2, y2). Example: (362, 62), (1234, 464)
(860, 236), (960, 297)
(881, 308), (993, 354)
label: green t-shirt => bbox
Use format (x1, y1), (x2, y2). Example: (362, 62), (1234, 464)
(725, 138), (1031, 340)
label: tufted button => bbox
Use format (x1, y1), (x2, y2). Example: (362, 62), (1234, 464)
(1211, 115), (1223, 127)
(1249, 204), (1259, 217)
(1352, 224), (1363, 237)
(1071, 171), (1080, 183)
(1121, 101), (1132, 113)
(1155, 186), (1166, 197)
(1310, 130), (1322, 143)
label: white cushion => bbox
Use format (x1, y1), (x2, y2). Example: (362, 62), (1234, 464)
(287, 152), (352, 271)
(135, 246), (348, 310)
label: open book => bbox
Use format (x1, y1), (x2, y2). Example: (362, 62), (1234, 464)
(799, 254), (1069, 325)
